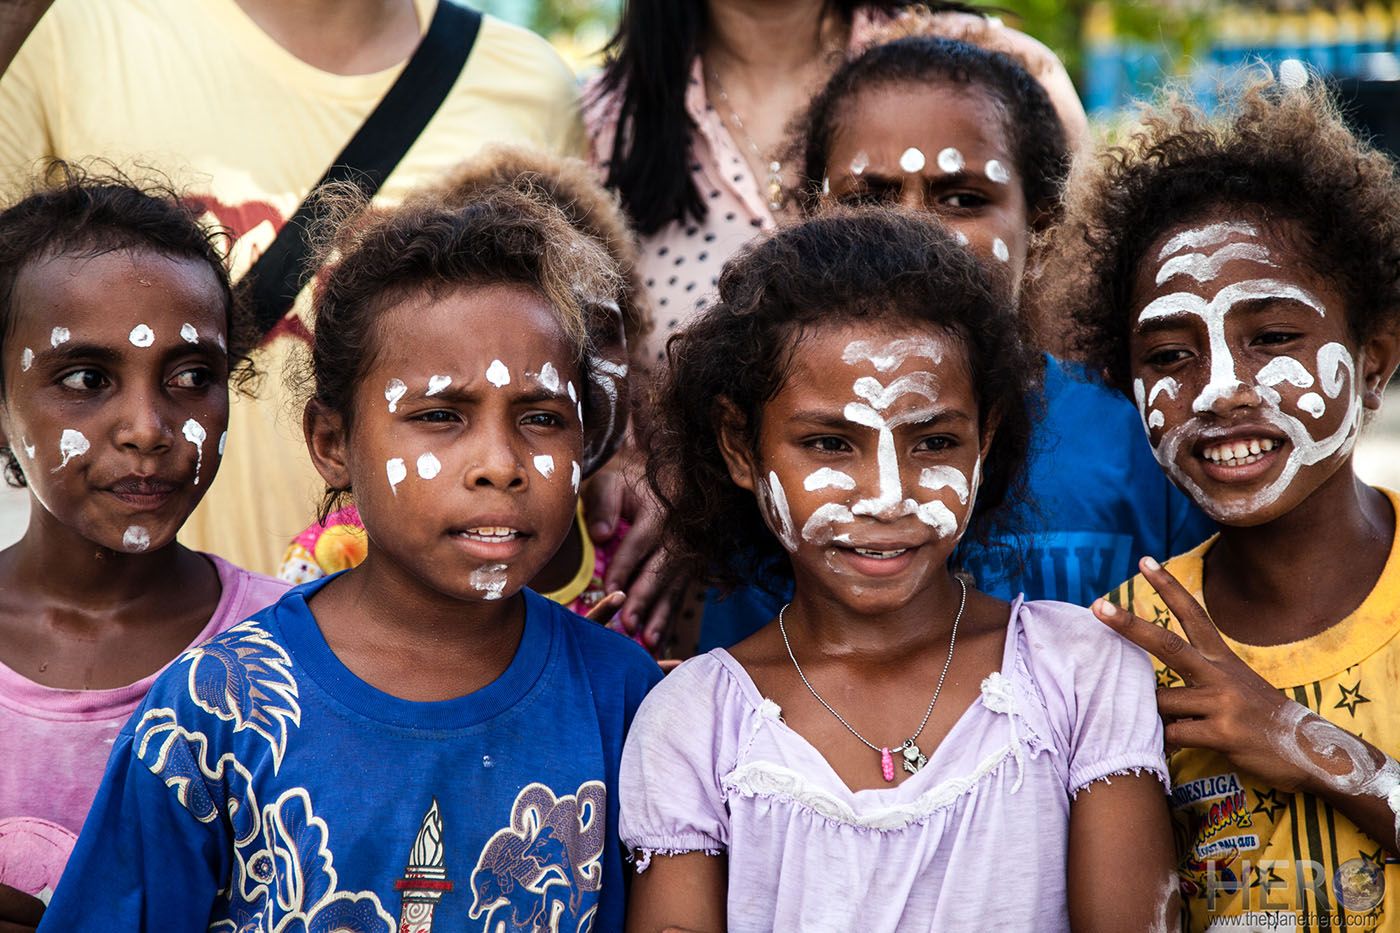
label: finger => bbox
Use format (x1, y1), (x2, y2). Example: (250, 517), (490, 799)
(642, 576), (687, 649)
(1137, 556), (1234, 660)
(584, 590), (626, 624)
(618, 550), (677, 633)
(1156, 685), (1220, 720)
(1091, 598), (1217, 685)
(582, 473), (624, 542)
(603, 498), (666, 594)
(1163, 717), (1230, 753)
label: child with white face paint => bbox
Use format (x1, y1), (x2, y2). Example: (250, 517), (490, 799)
(0, 169), (288, 922)
(45, 187), (663, 933)
(622, 210), (1177, 932)
(1044, 76), (1400, 931)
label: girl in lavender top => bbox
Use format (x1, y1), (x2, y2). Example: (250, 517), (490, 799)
(624, 208), (1177, 931)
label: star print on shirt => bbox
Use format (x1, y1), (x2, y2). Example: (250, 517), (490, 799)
(1251, 788), (1287, 823)
(1149, 605), (1174, 629)
(1248, 863), (1287, 892)
(1156, 667), (1183, 689)
(1361, 844), (1388, 870)
(1335, 682), (1371, 717)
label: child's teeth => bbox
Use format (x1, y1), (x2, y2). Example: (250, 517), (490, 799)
(1249, 439), (1261, 455)
(854, 547), (906, 559)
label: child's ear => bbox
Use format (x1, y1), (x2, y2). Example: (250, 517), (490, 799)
(303, 399), (352, 492)
(1360, 325), (1400, 411)
(979, 407), (1002, 465)
(714, 398), (759, 494)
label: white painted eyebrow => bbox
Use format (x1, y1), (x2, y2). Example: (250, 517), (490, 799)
(1137, 279), (1326, 325)
(1156, 222), (1259, 261)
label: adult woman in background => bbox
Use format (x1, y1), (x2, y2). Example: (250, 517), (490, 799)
(584, 0), (1089, 651)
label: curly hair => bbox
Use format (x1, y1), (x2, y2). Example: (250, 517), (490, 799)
(302, 184), (623, 521)
(1039, 75), (1400, 393)
(423, 145), (652, 349)
(0, 160), (251, 488)
(646, 206), (1041, 591)
(792, 34), (1069, 222)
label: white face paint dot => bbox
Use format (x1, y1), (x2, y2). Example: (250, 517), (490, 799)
(50, 327), (70, 348)
(1297, 392), (1326, 418)
(416, 451), (441, 480)
(122, 525), (151, 552)
(425, 374), (451, 396)
(937, 147), (965, 174)
(128, 324), (155, 348)
(898, 147), (926, 174)
(385, 378), (407, 413)
(954, 231), (970, 247)
(182, 419), (207, 484)
(849, 151), (869, 176)
(992, 238), (1010, 263)
(533, 454), (555, 479)
(386, 457), (407, 493)
(486, 360), (511, 388)
(55, 428), (89, 470)
(180, 323), (199, 344)
(538, 362), (560, 393)
(570, 460), (581, 493)
(20, 347), (33, 371)
(985, 159), (1011, 184)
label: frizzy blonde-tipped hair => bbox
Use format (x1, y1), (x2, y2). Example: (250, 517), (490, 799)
(1034, 73), (1400, 392)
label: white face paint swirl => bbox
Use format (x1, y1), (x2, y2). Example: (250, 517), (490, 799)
(54, 429), (89, 471)
(122, 525), (151, 552)
(386, 457), (407, 494)
(533, 454), (555, 479)
(129, 324), (155, 348)
(385, 378), (407, 413)
(470, 563), (509, 600)
(182, 419), (207, 484)
(485, 360), (511, 388)
(416, 452), (441, 480)
(425, 375), (451, 396)
(1139, 224), (1360, 520)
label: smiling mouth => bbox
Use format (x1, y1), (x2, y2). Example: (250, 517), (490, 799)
(454, 526), (521, 543)
(1200, 437), (1280, 468)
(850, 547), (909, 560)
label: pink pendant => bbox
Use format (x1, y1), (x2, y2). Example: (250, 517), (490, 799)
(880, 746), (895, 782)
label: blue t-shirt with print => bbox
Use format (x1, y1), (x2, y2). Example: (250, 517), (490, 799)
(699, 356), (1215, 650)
(42, 580), (662, 933)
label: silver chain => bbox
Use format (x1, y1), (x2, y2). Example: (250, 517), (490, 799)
(707, 67), (786, 212)
(778, 576), (967, 755)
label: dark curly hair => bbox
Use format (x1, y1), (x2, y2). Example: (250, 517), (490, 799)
(0, 161), (250, 488)
(302, 185), (623, 521)
(1040, 75), (1400, 393)
(793, 35), (1070, 223)
(646, 206), (1040, 591)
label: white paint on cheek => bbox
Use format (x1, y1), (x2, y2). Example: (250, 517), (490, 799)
(803, 468), (855, 492)
(180, 323), (199, 344)
(215, 333), (226, 352)
(842, 337), (943, 372)
(991, 238), (1009, 263)
(50, 327), (70, 348)
(425, 375), (451, 396)
(486, 360), (511, 387)
(386, 457), (406, 494)
(182, 419), (206, 484)
(918, 465), (970, 503)
(936, 147), (964, 174)
(1148, 377), (1180, 407)
(1317, 342), (1351, 398)
(122, 525), (151, 552)
(1256, 356), (1314, 390)
(1297, 392), (1326, 418)
(54, 429), (89, 471)
(538, 362), (560, 393)
(913, 500), (958, 537)
(385, 378), (407, 413)
(128, 324), (155, 348)
(1148, 410), (1165, 429)
(533, 454), (555, 479)
(763, 470), (798, 552)
(20, 347), (32, 371)
(416, 452), (441, 480)
(218, 431), (227, 456)
(898, 147), (926, 173)
(802, 502), (854, 545)
(954, 231), (969, 247)
(571, 460), (580, 493)
(469, 562), (508, 600)
(1156, 222), (1258, 260)
(1154, 242), (1273, 286)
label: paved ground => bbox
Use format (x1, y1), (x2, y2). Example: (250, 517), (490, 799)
(4, 390), (1399, 553)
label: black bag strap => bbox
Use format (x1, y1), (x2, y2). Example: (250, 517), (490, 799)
(242, 0), (483, 336)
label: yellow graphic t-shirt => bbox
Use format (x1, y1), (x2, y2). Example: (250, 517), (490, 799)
(0, 0), (584, 573)
(1107, 487), (1400, 933)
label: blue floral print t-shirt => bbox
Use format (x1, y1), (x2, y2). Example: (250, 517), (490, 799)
(42, 579), (662, 933)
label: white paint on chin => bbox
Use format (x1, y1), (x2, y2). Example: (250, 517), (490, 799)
(803, 468), (855, 492)
(122, 525), (151, 552)
(470, 562), (509, 600)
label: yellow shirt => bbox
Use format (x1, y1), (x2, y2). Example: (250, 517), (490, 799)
(0, 0), (583, 573)
(1106, 487), (1400, 933)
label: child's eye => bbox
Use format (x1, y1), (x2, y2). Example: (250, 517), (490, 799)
(915, 435), (958, 453)
(1145, 347), (1193, 367)
(1254, 330), (1302, 347)
(522, 411), (565, 428)
(59, 369), (107, 391)
(806, 436), (850, 454)
(938, 191), (989, 211)
(413, 409), (461, 424)
(169, 367), (215, 390)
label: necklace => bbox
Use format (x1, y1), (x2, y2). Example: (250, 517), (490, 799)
(778, 576), (967, 783)
(708, 68), (787, 213)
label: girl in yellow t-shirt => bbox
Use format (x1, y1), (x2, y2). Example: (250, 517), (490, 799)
(1041, 73), (1400, 932)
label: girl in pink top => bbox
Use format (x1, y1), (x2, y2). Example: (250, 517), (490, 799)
(0, 168), (287, 925)
(624, 210), (1176, 931)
